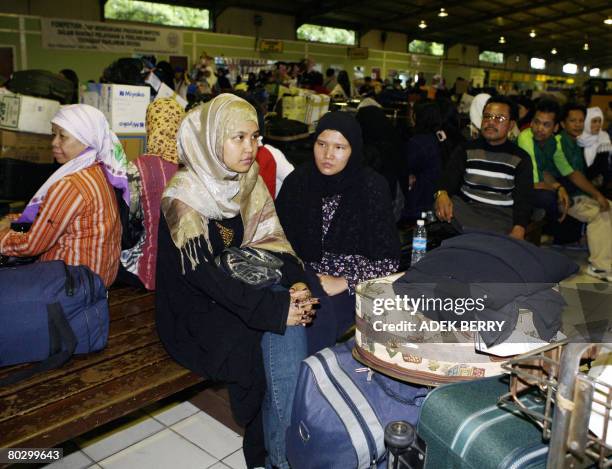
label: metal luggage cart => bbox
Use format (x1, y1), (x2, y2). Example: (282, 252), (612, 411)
(499, 339), (612, 468)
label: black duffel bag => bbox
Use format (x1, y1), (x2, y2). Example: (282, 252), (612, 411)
(7, 70), (74, 104)
(103, 58), (148, 85)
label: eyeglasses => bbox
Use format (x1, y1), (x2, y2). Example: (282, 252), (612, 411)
(482, 113), (509, 123)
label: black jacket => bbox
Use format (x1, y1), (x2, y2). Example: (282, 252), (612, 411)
(394, 231), (578, 345)
(155, 213), (304, 424)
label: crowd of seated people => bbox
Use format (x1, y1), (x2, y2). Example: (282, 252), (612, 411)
(2, 56), (612, 467)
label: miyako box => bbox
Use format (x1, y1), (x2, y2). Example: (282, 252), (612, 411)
(100, 84), (150, 134)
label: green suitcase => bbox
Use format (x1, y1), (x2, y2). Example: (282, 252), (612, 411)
(417, 375), (548, 469)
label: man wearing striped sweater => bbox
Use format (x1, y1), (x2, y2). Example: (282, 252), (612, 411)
(435, 96), (534, 240)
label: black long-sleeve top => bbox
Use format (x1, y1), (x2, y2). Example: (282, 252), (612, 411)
(155, 213), (305, 410)
(438, 137), (534, 228)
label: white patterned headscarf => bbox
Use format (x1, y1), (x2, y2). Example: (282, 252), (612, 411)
(162, 93), (296, 271)
(469, 93), (491, 133)
(578, 106), (611, 167)
(19, 104), (129, 223)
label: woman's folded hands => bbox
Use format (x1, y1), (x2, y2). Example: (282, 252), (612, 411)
(287, 282), (319, 326)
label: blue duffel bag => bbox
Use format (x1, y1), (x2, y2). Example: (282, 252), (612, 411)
(287, 339), (429, 469)
(0, 260), (109, 385)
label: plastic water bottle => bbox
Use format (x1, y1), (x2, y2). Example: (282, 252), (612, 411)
(410, 219), (427, 266)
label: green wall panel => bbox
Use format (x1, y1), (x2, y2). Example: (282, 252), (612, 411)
(1, 12), (451, 83)
(25, 18), (40, 31)
(26, 36), (125, 81)
(0, 32), (19, 45)
(0, 16), (18, 29)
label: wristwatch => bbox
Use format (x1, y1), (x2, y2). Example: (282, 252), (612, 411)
(434, 190), (448, 199)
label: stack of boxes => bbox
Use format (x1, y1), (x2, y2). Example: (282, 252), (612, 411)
(281, 95), (307, 123)
(305, 94), (330, 133)
(0, 81), (152, 202)
(0, 93), (59, 201)
(85, 83), (150, 161)
(281, 92), (330, 133)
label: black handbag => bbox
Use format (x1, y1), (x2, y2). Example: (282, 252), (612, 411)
(215, 247), (283, 289)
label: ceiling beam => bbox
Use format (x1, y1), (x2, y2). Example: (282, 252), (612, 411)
(418, 0), (564, 36)
(363, 0), (468, 30)
(575, 51), (612, 64)
(452, 4), (612, 41)
(487, 30), (612, 59)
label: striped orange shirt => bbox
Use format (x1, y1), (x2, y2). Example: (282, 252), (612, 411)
(0, 164), (121, 287)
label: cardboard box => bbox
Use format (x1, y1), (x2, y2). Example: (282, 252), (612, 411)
(0, 129), (54, 164)
(80, 90), (101, 109)
(305, 94), (330, 132)
(282, 96), (307, 123)
(117, 133), (146, 162)
(0, 94), (61, 135)
(155, 82), (188, 109)
(100, 84), (150, 134)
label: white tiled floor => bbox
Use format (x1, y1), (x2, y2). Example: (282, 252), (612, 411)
(80, 414), (165, 462)
(99, 429), (218, 469)
(43, 402), (247, 469)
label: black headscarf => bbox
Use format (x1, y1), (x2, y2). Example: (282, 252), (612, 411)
(276, 111), (400, 263)
(310, 111), (364, 196)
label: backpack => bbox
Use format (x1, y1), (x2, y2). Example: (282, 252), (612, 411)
(286, 340), (429, 469)
(0, 261), (109, 386)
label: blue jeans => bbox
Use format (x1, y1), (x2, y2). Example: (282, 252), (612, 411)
(261, 325), (307, 469)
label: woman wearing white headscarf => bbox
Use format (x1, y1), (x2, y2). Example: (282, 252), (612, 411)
(468, 92), (491, 139)
(0, 104), (126, 286)
(155, 94), (316, 468)
(578, 106), (612, 167)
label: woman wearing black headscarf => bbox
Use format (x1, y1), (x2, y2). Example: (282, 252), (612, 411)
(276, 111), (401, 354)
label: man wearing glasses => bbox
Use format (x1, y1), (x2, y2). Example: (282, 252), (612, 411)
(517, 99), (570, 224)
(435, 96), (534, 240)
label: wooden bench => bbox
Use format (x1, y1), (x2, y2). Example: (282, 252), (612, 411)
(0, 287), (203, 463)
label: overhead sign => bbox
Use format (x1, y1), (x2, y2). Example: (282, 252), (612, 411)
(348, 47), (369, 59)
(260, 39), (283, 53)
(41, 18), (182, 55)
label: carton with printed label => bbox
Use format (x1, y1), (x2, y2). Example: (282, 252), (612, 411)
(0, 94), (61, 135)
(99, 84), (150, 134)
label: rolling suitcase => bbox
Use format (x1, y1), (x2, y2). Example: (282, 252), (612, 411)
(417, 376), (548, 469)
(287, 340), (429, 469)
